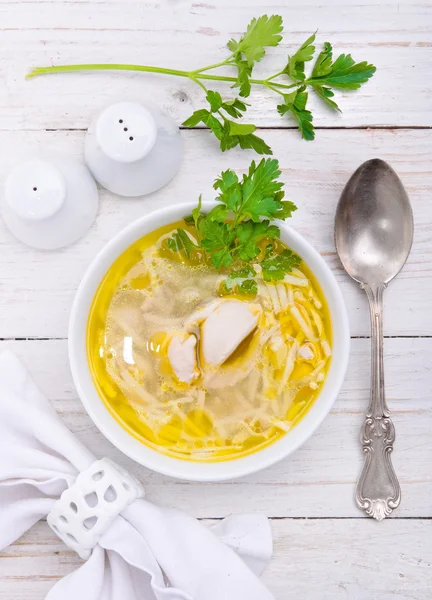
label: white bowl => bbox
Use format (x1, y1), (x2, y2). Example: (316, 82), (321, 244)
(69, 202), (350, 481)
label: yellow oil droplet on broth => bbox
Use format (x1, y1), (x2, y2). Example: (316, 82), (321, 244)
(130, 274), (151, 290)
(148, 332), (169, 357)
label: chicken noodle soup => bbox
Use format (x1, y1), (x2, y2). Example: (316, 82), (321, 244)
(87, 221), (332, 461)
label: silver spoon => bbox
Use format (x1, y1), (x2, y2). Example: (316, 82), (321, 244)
(335, 158), (413, 520)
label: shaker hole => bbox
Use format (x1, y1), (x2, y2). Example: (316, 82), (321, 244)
(124, 127), (128, 131)
(119, 119), (123, 123)
(129, 136), (134, 141)
(33, 187), (37, 191)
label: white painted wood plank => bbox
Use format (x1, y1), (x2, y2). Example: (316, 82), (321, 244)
(0, 1), (430, 129)
(1, 337), (431, 518)
(0, 520), (431, 600)
(0, 128), (429, 337)
(267, 519), (432, 599)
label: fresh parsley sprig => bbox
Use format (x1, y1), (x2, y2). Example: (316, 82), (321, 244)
(27, 16), (376, 153)
(165, 158), (301, 294)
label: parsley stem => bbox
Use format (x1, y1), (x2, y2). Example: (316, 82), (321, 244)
(26, 63), (302, 91)
(191, 59), (233, 75)
(267, 81), (299, 91)
(265, 82), (287, 96)
(265, 70), (285, 82)
(191, 76), (208, 93)
(27, 64), (194, 79)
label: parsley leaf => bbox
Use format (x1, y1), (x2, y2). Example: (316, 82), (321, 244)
(206, 204), (229, 223)
(309, 42), (376, 90)
(240, 158), (284, 219)
(227, 120), (256, 136)
(311, 41), (333, 78)
(310, 84), (340, 111)
(184, 195), (206, 241)
(213, 168), (241, 210)
(231, 58), (252, 98)
(236, 219), (279, 261)
(182, 109), (211, 128)
(236, 132), (273, 155)
(182, 108), (224, 140)
(279, 39), (374, 129)
(239, 278), (259, 295)
(200, 221), (236, 268)
(240, 195), (281, 222)
(284, 32), (316, 81)
(221, 120), (272, 155)
(206, 90), (223, 112)
(224, 266), (258, 296)
(229, 15), (283, 99)
(261, 248), (302, 281)
(212, 158), (285, 221)
(221, 98), (248, 118)
(191, 194), (203, 228)
(228, 15), (283, 67)
(277, 88), (314, 140)
(184, 92), (271, 154)
(166, 229), (200, 258)
(182, 91), (226, 139)
(274, 199), (298, 220)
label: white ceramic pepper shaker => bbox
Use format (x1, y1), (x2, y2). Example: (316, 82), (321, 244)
(84, 101), (183, 197)
(2, 157), (98, 250)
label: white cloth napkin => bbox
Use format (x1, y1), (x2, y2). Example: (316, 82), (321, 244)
(0, 351), (274, 600)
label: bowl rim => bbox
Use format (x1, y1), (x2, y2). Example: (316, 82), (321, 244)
(69, 201), (350, 481)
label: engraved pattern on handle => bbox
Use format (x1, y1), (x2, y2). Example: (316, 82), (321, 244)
(355, 283), (401, 520)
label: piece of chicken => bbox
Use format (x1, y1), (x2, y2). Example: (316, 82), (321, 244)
(167, 333), (199, 384)
(200, 299), (262, 368)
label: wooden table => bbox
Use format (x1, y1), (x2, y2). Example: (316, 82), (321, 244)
(0, 1), (431, 598)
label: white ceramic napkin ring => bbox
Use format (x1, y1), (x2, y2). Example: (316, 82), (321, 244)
(47, 458), (144, 559)
(85, 101), (183, 197)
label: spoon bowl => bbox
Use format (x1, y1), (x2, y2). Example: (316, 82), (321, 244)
(335, 158), (413, 286)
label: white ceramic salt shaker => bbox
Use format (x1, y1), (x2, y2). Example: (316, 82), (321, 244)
(84, 101), (183, 197)
(2, 157), (98, 250)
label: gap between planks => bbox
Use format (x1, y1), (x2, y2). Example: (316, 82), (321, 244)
(262, 516), (432, 520)
(29, 516), (431, 522)
(2, 125), (430, 133)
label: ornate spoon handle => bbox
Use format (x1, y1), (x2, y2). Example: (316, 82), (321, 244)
(355, 283), (401, 520)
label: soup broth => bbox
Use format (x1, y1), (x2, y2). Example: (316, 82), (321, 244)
(87, 221), (332, 462)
